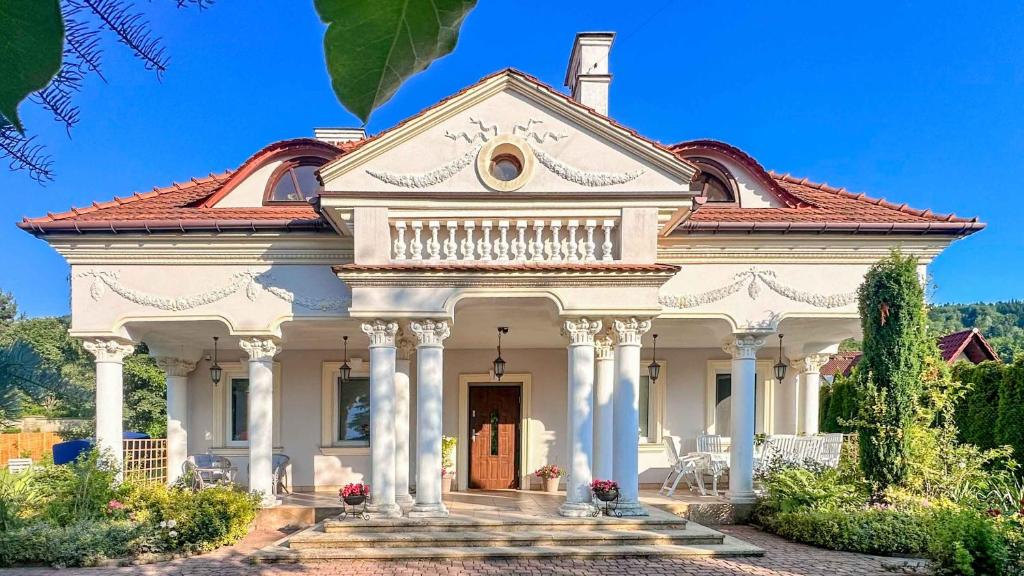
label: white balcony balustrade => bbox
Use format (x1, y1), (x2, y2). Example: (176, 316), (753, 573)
(391, 219), (618, 263)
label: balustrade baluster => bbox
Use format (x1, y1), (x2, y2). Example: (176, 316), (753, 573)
(393, 221), (408, 260)
(531, 220), (546, 261)
(566, 220), (580, 262)
(461, 222), (476, 261)
(549, 220), (562, 262)
(479, 220), (493, 261)
(496, 220), (510, 261)
(601, 220), (615, 261)
(428, 221), (441, 260)
(583, 220), (597, 261)
(514, 221), (528, 261)
(444, 221), (458, 260)
(410, 221), (424, 260)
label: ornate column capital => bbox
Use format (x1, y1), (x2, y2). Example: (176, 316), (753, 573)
(723, 334), (767, 360)
(562, 318), (602, 346)
(396, 331), (416, 360)
(154, 357), (197, 377)
(799, 354), (831, 374)
(82, 338), (135, 363)
(611, 317), (652, 346)
(409, 319), (450, 347)
(361, 319), (399, 347)
(594, 329), (614, 360)
(240, 337), (280, 362)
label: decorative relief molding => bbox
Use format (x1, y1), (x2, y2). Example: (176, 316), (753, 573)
(512, 118), (568, 143)
(82, 339), (136, 363)
(365, 145), (481, 188)
(531, 148), (644, 187)
(361, 320), (399, 347)
(154, 357), (197, 377)
(594, 330), (614, 360)
(723, 335), (766, 360)
(659, 268), (857, 310)
(611, 317), (652, 346)
(409, 319), (450, 347)
(240, 337), (280, 362)
(799, 354), (832, 374)
(444, 117), (497, 143)
(396, 332), (416, 360)
(562, 318), (602, 346)
(77, 270), (349, 313)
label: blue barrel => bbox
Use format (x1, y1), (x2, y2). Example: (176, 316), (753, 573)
(52, 439), (92, 465)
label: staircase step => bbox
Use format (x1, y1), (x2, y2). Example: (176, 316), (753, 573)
(255, 536), (763, 562)
(289, 527), (723, 550)
(323, 515), (687, 534)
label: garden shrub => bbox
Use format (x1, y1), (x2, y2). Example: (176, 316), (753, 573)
(32, 449), (117, 524)
(927, 507), (1009, 576)
(821, 371), (858, 433)
(758, 466), (862, 514)
(953, 361), (1004, 451)
(0, 470), (41, 530)
(0, 520), (143, 567)
(760, 507), (931, 556)
(998, 362), (1024, 467)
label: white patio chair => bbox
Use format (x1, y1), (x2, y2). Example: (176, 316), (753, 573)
(818, 433), (844, 468)
(183, 454), (236, 490)
(245, 453), (292, 495)
(696, 434), (730, 496)
(6, 458), (32, 474)
(659, 437), (705, 496)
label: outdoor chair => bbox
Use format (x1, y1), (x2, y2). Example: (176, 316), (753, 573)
(694, 434), (730, 496)
(6, 458), (32, 474)
(183, 454), (236, 490)
(658, 437), (705, 496)
(245, 453), (292, 495)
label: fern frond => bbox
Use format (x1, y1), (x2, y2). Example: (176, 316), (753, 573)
(32, 63), (84, 133)
(173, 0), (214, 9)
(62, 7), (106, 82)
(0, 123), (55, 183)
(77, 0), (169, 76)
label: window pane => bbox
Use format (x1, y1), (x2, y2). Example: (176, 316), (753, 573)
(270, 171), (300, 201)
(231, 378), (249, 442)
(292, 165), (323, 199)
(639, 375), (650, 439)
(337, 377), (370, 442)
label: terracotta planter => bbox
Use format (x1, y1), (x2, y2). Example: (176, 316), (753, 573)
(441, 475), (453, 493)
(542, 476), (560, 493)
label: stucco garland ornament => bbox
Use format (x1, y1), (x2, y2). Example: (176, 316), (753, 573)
(364, 145), (482, 188)
(77, 270), (349, 312)
(531, 148), (645, 187)
(659, 268), (857, 309)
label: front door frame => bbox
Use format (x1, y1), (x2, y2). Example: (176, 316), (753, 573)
(457, 372), (532, 491)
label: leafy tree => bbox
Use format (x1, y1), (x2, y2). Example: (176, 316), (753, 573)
(928, 301), (1024, 362)
(0, 290), (17, 325)
(0, 341), (68, 425)
(822, 370), (859, 433)
(0, 316), (93, 417)
(952, 361), (1004, 451)
(855, 252), (930, 495)
(996, 361), (1024, 465)
(123, 344), (166, 437)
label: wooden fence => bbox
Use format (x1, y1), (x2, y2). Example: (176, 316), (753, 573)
(0, 431), (62, 464)
(123, 438), (167, 484)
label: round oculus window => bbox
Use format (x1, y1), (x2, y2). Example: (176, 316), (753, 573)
(490, 154), (522, 182)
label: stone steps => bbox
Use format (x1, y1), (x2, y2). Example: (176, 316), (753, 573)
(322, 515), (689, 534)
(289, 527), (723, 549)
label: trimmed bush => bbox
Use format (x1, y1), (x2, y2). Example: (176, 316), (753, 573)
(953, 361), (1004, 451)
(0, 520), (143, 567)
(822, 371), (858, 433)
(998, 362), (1024, 465)
(928, 508), (1009, 576)
(760, 507), (931, 556)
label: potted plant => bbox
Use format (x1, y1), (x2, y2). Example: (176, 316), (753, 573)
(590, 479), (619, 502)
(340, 483), (370, 505)
(441, 436), (456, 493)
(534, 464), (564, 493)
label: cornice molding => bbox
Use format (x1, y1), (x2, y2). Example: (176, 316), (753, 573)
(51, 234), (352, 265)
(336, 269), (675, 289)
(660, 267), (857, 310)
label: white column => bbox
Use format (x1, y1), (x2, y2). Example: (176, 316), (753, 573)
(592, 330), (615, 482)
(240, 337), (280, 507)
(362, 320), (402, 518)
(409, 319), (450, 518)
(723, 334), (766, 504)
(559, 318), (601, 517)
(773, 363), (800, 435)
(798, 355), (830, 435)
(611, 317), (652, 516)
(394, 335), (415, 507)
(155, 357), (196, 485)
(83, 339), (135, 476)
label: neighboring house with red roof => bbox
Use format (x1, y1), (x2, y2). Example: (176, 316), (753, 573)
(821, 328), (999, 381)
(18, 32), (984, 516)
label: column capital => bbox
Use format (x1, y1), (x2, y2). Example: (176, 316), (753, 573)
(798, 354), (831, 374)
(723, 334), (767, 360)
(240, 337), (280, 362)
(82, 338), (135, 363)
(410, 319), (450, 347)
(562, 318), (602, 346)
(611, 317), (652, 346)
(154, 357), (197, 377)
(594, 330), (614, 360)
(361, 319), (399, 347)
(396, 332), (416, 360)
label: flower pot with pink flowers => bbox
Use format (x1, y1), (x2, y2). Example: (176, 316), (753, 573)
(590, 479), (620, 502)
(339, 483), (371, 520)
(534, 464), (564, 493)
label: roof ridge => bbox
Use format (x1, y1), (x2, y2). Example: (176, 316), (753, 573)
(768, 170), (979, 224)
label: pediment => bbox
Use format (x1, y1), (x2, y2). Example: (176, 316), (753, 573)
(319, 71), (698, 198)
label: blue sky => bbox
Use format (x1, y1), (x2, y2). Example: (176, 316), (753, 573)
(2, 1), (1022, 317)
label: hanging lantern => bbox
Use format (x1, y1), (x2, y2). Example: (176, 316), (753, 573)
(340, 335), (352, 383)
(493, 327), (509, 380)
(647, 333), (661, 382)
(774, 333), (788, 383)
(209, 336), (222, 386)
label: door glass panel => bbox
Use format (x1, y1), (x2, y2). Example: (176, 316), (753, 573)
(490, 409), (499, 456)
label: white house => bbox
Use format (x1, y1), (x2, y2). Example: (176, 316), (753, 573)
(19, 33), (982, 517)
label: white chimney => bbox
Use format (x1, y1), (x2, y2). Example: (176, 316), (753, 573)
(314, 127), (366, 146)
(564, 32), (615, 116)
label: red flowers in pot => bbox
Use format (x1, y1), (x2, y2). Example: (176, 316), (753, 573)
(340, 483), (370, 505)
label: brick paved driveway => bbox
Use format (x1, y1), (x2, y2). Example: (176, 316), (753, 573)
(0, 526), (914, 575)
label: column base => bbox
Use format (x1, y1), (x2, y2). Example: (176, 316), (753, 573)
(396, 492), (415, 507)
(408, 502), (449, 518)
(726, 490), (757, 504)
(613, 499), (649, 517)
(558, 501), (597, 518)
(259, 495), (282, 508)
(366, 502), (403, 518)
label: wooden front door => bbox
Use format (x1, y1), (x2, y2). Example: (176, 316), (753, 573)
(468, 385), (521, 489)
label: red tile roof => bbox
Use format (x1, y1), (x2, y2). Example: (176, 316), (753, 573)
(820, 352), (863, 378)
(821, 329), (1000, 377)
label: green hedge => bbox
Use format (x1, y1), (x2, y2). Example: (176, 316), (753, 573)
(954, 361), (1024, 462)
(821, 371), (858, 433)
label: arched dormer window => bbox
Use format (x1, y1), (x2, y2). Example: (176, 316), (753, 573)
(690, 158), (738, 203)
(265, 156), (327, 203)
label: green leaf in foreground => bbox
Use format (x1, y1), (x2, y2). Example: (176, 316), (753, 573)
(0, 0), (64, 132)
(315, 0), (477, 124)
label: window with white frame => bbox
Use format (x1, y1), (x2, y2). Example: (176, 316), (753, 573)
(638, 361), (665, 444)
(321, 360), (370, 448)
(213, 362), (281, 449)
(706, 360), (773, 436)
(229, 376), (249, 443)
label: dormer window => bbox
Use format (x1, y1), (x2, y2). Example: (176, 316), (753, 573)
(266, 157), (327, 202)
(699, 173), (734, 202)
(690, 158), (738, 203)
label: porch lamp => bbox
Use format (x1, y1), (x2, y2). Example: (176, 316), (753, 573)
(340, 336), (352, 383)
(647, 333), (661, 383)
(773, 333), (788, 383)
(209, 336), (222, 386)
(493, 327), (509, 380)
